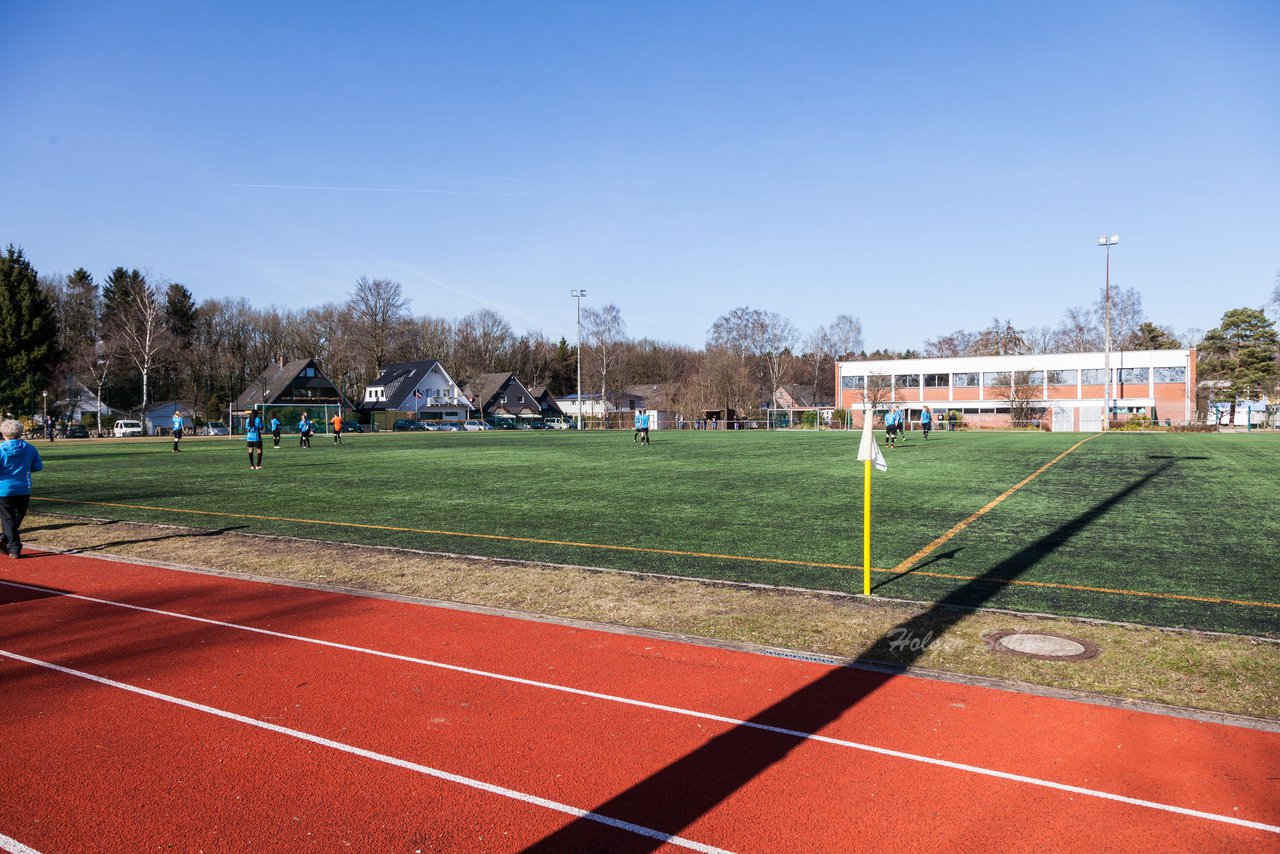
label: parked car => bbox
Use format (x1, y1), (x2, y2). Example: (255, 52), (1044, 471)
(113, 419), (144, 437)
(393, 419), (428, 431)
(204, 421), (230, 436)
(65, 424), (90, 439)
(544, 417), (571, 430)
(433, 422), (461, 431)
(462, 420), (490, 431)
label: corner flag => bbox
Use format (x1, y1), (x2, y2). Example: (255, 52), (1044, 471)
(857, 417), (888, 472)
(856, 415), (886, 596)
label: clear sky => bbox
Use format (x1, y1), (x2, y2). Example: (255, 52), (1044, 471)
(3, 1), (1277, 352)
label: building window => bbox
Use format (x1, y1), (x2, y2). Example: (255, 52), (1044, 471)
(923, 373), (949, 388)
(983, 371), (1011, 388)
(302, 367), (316, 377)
(1023, 371), (1045, 386)
(842, 376), (865, 390)
(1154, 366), (1186, 383)
(1047, 370), (1077, 386)
(894, 374), (920, 388)
(952, 372), (979, 388)
(518, 395), (525, 403)
(1081, 368), (1108, 385)
(500, 395), (507, 404)
(1119, 367), (1149, 384)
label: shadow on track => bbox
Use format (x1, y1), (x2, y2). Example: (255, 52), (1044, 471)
(524, 460), (1173, 852)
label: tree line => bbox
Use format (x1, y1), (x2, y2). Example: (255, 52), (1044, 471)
(2, 243), (1277, 423)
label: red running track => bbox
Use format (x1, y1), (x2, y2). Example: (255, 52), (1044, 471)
(1, 550), (1277, 853)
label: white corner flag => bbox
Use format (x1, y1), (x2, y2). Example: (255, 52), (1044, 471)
(857, 417), (888, 472)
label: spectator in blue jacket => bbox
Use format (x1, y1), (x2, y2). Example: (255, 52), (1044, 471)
(0, 419), (44, 559)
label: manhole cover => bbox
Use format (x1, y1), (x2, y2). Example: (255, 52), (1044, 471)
(984, 629), (1099, 661)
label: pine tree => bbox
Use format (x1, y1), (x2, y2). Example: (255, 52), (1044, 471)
(0, 245), (63, 415)
(1199, 308), (1280, 398)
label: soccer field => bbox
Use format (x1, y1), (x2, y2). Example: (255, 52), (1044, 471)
(30, 428), (1280, 637)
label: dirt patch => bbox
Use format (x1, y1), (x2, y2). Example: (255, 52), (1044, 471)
(20, 512), (1280, 723)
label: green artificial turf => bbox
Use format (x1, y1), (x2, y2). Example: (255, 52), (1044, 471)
(31, 428), (1280, 636)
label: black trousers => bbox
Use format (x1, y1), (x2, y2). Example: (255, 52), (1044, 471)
(0, 494), (31, 556)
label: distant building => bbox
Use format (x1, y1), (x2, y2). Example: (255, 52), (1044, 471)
(836, 349), (1196, 430)
(234, 357), (355, 417)
(464, 373), (541, 423)
(359, 360), (472, 428)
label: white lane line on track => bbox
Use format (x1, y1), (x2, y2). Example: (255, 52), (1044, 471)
(0, 833), (43, 854)
(0, 649), (732, 854)
(4, 581), (1279, 836)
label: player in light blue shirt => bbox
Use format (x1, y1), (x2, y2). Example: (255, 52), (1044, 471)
(246, 414), (264, 470)
(171, 410), (185, 454)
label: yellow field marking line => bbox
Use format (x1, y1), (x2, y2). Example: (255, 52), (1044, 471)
(890, 433), (1102, 575)
(31, 494), (1280, 611)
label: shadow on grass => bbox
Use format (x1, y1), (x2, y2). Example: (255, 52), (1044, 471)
(524, 461), (1172, 851)
(60, 525), (249, 554)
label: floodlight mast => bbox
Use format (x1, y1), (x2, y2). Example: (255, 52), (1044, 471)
(570, 289), (587, 430)
(1097, 234), (1119, 430)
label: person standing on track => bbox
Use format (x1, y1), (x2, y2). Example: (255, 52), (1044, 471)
(298, 412), (313, 448)
(270, 414), (282, 448)
(171, 409), (184, 453)
(246, 413), (264, 470)
(330, 412), (343, 445)
(0, 419), (44, 559)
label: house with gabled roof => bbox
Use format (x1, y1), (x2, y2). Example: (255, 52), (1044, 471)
(463, 373), (542, 422)
(527, 385), (565, 420)
(234, 358), (355, 416)
(359, 359), (472, 428)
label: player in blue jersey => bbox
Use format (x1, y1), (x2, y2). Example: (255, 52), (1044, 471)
(246, 413), (264, 469)
(171, 409), (185, 453)
(270, 415), (282, 448)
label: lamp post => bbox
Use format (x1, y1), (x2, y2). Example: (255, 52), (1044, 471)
(1097, 234), (1119, 430)
(570, 289), (587, 430)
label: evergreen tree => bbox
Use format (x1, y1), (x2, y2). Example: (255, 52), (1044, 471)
(1199, 308), (1280, 398)
(0, 245), (63, 415)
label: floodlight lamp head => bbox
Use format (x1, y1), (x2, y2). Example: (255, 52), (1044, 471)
(1110, 234), (1119, 244)
(1097, 236), (1107, 246)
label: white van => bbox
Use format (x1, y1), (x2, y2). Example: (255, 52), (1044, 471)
(113, 419), (144, 437)
(544, 417), (570, 430)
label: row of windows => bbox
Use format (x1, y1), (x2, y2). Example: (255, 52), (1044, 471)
(842, 366), (1185, 390)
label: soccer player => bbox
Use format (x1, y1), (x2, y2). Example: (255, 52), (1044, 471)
(634, 409), (643, 443)
(270, 414), (282, 448)
(0, 419), (44, 559)
(330, 413), (343, 445)
(246, 413), (264, 470)
(639, 409), (651, 445)
(920, 405), (932, 440)
(298, 413), (313, 448)
(885, 406), (900, 449)
(171, 409), (184, 453)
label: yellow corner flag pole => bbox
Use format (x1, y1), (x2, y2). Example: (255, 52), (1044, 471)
(863, 457), (872, 595)
(856, 409), (887, 596)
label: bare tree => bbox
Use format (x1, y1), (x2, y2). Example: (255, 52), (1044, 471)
(973, 318), (1028, 356)
(582, 304), (627, 426)
(106, 272), (171, 429)
(803, 325), (835, 402)
(1095, 285), (1145, 350)
(1001, 370), (1045, 428)
(455, 308), (515, 377)
(923, 329), (980, 358)
(828, 314), (863, 359)
(758, 312), (800, 412)
(347, 276), (411, 370)
(1052, 306), (1099, 353)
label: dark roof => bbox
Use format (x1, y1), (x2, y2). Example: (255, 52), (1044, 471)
(233, 359), (354, 410)
(464, 373), (541, 416)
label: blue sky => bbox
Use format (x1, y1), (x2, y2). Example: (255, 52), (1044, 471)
(3, 1), (1277, 352)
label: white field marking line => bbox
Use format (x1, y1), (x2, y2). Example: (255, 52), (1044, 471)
(0, 833), (43, 854)
(0, 649), (732, 854)
(5, 581), (1279, 836)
